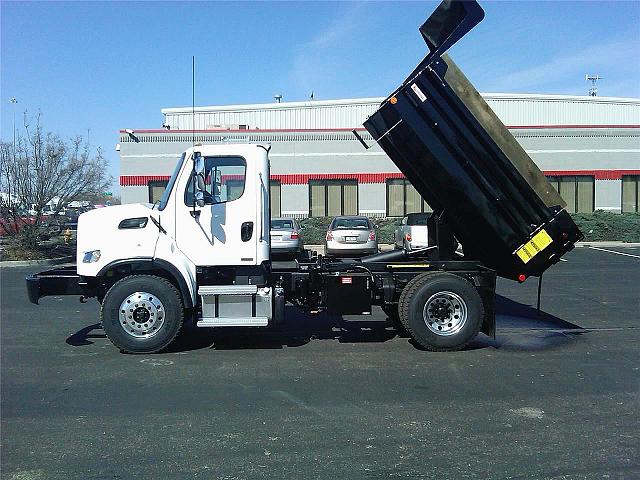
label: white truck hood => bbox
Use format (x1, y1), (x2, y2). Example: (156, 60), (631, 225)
(76, 204), (160, 277)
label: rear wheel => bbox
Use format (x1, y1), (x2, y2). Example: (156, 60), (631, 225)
(101, 275), (184, 353)
(398, 272), (484, 351)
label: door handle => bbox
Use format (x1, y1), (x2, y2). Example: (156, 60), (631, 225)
(241, 222), (254, 242)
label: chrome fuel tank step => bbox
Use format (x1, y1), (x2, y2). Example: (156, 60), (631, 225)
(197, 284), (273, 327)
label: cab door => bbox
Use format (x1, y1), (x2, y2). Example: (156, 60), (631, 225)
(174, 153), (259, 267)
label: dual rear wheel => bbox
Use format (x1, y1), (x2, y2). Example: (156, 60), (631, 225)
(398, 272), (484, 351)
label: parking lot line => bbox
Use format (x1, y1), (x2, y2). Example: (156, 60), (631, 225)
(588, 246), (640, 259)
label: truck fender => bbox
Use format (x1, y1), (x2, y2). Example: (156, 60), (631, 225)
(96, 258), (194, 309)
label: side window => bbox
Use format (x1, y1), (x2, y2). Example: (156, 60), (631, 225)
(185, 156), (246, 206)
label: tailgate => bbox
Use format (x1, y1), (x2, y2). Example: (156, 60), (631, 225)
(363, 0), (583, 280)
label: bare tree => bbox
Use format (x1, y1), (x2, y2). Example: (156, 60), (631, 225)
(0, 114), (111, 248)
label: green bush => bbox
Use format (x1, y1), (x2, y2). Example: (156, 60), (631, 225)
(572, 211), (640, 243)
(297, 211), (640, 244)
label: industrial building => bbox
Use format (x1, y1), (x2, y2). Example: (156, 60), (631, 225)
(118, 94), (640, 216)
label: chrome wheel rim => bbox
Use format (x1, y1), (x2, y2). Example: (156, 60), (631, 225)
(423, 291), (467, 336)
(118, 292), (165, 338)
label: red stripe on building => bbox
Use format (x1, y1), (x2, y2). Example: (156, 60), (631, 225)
(120, 170), (640, 187)
(273, 172), (405, 184)
(120, 175), (171, 186)
(544, 169), (640, 180)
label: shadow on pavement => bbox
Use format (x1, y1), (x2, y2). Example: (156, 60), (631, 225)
(66, 323), (106, 346)
(472, 294), (585, 352)
(65, 295), (584, 353)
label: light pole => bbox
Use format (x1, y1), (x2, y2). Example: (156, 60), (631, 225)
(10, 97), (18, 153)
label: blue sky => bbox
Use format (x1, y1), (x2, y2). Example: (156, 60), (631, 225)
(2, 1), (639, 192)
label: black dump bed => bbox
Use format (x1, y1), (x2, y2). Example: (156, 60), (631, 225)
(363, 0), (583, 280)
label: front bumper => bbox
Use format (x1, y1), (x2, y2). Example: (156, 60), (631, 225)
(26, 266), (92, 304)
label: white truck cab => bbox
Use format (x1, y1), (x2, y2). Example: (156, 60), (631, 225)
(79, 144), (270, 277)
(66, 144), (273, 352)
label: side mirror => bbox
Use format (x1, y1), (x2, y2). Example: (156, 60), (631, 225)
(194, 155), (205, 175)
(193, 152), (206, 208)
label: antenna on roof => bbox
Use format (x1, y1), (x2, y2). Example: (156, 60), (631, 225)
(310, 91), (314, 100)
(585, 74), (602, 96)
(192, 56), (196, 143)
(274, 94), (283, 103)
(191, 55), (197, 219)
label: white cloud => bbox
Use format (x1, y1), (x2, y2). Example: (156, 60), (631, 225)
(486, 38), (640, 95)
(287, 3), (370, 97)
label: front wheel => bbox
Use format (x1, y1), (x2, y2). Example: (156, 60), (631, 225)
(398, 272), (484, 351)
(101, 275), (184, 353)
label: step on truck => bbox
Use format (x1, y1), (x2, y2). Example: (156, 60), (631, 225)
(26, 0), (583, 354)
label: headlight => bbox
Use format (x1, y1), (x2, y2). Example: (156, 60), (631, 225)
(82, 250), (101, 263)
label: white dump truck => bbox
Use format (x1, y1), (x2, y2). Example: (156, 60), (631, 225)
(26, 0), (583, 354)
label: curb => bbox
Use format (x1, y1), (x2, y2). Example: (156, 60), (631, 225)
(576, 242), (640, 247)
(0, 256), (75, 268)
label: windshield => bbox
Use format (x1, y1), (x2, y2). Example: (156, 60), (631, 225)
(331, 217), (370, 230)
(271, 219), (294, 230)
(158, 153), (185, 211)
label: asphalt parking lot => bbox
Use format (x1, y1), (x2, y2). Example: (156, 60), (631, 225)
(1, 245), (639, 479)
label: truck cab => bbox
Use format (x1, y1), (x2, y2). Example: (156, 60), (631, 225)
(36, 144), (274, 353)
(77, 144), (270, 286)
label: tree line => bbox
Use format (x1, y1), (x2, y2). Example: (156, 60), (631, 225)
(0, 113), (112, 249)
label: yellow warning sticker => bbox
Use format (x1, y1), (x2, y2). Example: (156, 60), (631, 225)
(516, 229), (553, 264)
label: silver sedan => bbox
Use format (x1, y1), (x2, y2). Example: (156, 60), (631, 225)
(325, 216), (378, 257)
(270, 218), (304, 256)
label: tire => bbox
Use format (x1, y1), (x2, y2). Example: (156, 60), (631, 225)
(100, 275), (184, 354)
(398, 272), (484, 351)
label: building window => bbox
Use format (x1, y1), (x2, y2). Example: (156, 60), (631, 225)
(309, 180), (358, 217)
(270, 180), (281, 218)
(148, 180), (168, 204)
(386, 179), (431, 217)
(622, 175), (639, 213)
(546, 176), (594, 213)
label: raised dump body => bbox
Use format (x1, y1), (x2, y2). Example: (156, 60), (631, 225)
(363, 0), (583, 280)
